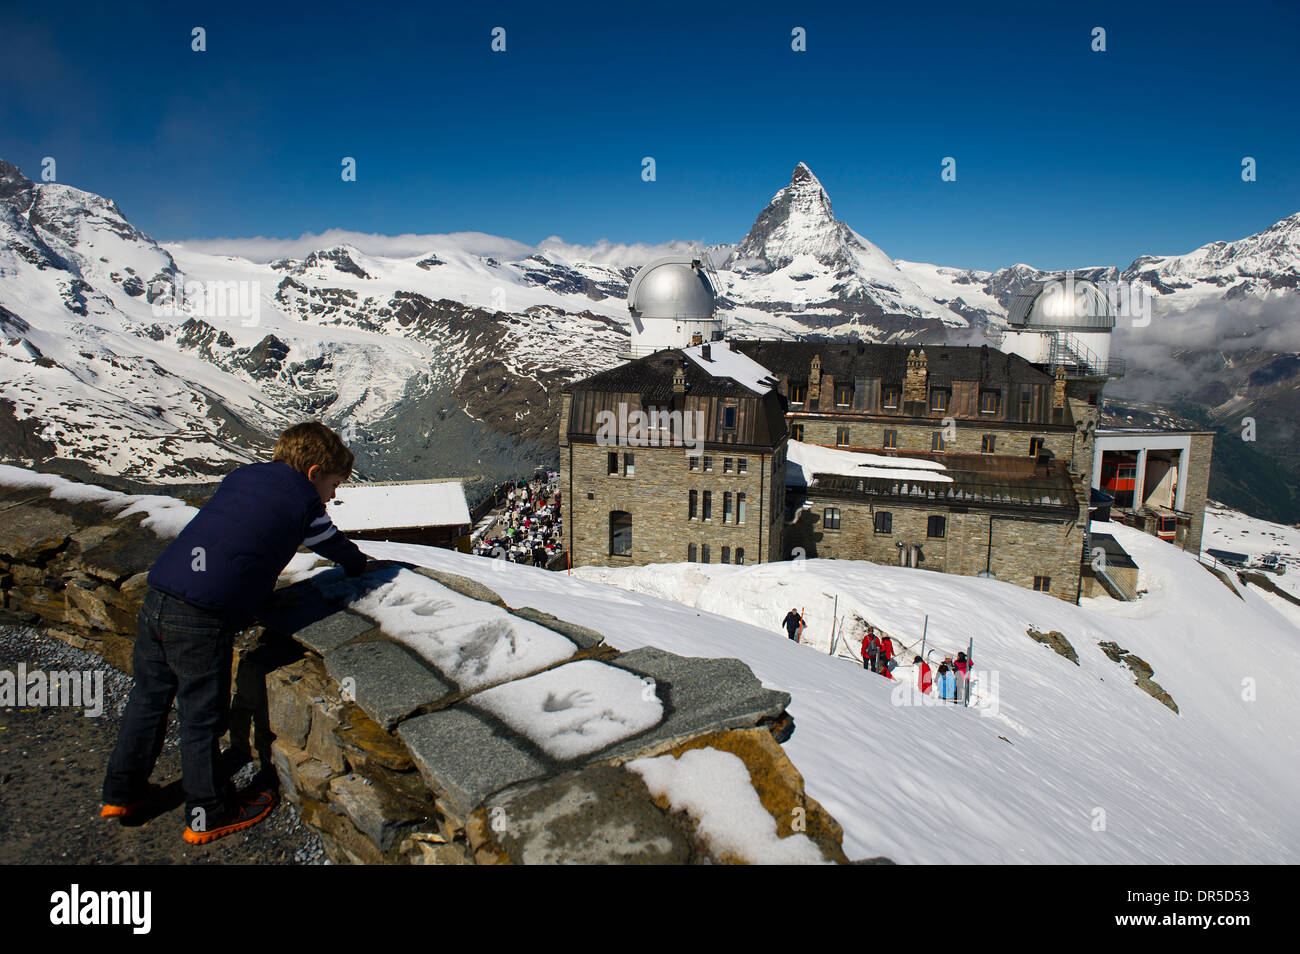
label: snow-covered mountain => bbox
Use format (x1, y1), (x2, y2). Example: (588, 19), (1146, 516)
(1122, 211), (1300, 309)
(718, 163), (969, 336)
(3, 155), (1299, 492)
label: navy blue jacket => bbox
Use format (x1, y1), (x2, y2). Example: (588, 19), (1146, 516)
(148, 461), (366, 617)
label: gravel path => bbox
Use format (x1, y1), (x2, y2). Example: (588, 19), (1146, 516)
(0, 624), (326, 865)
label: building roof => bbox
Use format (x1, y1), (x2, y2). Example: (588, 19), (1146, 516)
(1088, 532), (1139, 569)
(730, 340), (1054, 387)
(1006, 277), (1116, 331)
(563, 345), (789, 449)
(327, 479), (471, 532)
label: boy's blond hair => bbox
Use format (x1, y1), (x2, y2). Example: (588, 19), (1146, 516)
(272, 422), (354, 477)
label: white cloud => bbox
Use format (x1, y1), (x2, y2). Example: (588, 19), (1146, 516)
(166, 230), (729, 269)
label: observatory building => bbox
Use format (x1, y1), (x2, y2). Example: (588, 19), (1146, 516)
(622, 256), (726, 359)
(1000, 276), (1122, 379)
(555, 260), (1214, 604)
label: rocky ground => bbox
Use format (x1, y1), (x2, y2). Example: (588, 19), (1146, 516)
(0, 621), (325, 865)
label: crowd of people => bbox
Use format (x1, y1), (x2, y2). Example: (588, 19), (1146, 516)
(853, 617), (973, 702)
(471, 470), (564, 568)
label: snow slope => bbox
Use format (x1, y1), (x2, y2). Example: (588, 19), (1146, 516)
(350, 518), (1300, 864)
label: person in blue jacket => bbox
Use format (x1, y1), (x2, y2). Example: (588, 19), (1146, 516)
(935, 663), (956, 701)
(101, 422), (370, 844)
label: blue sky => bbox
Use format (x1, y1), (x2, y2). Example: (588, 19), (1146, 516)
(1, 0), (1297, 271)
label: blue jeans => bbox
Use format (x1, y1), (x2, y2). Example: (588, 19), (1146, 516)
(103, 587), (239, 820)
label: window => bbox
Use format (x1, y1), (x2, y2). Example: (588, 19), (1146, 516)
(824, 507), (841, 530)
(1029, 437), (1044, 457)
(737, 492), (746, 523)
(721, 405), (737, 429)
(689, 454), (698, 471)
(689, 489), (698, 519)
(874, 511), (893, 534)
(883, 428), (898, 449)
(688, 543), (697, 562)
(981, 434), (995, 454)
(737, 457), (748, 474)
(979, 390), (1000, 414)
(789, 383), (807, 404)
(836, 427), (850, 446)
(722, 546), (731, 564)
(927, 515), (946, 538)
(701, 544), (710, 564)
(722, 491), (732, 523)
(1033, 576), (1051, 592)
(702, 491), (712, 520)
(882, 387), (900, 409)
(624, 452), (635, 476)
(790, 423), (804, 442)
(607, 452), (618, 475)
(702, 455), (713, 472)
(735, 547), (745, 565)
(1117, 463), (1136, 479)
(610, 511), (632, 556)
(723, 457), (733, 473)
(1019, 385), (1032, 423)
(932, 432), (946, 451)
(835, 384), (852, 406)
(930, 389), (950, 412)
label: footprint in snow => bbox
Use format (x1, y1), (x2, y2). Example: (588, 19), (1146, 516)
(542, 689), (595, 712)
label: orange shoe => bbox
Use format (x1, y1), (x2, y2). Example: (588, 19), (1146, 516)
(182, 790), (277, 845)
(100, 785), (158, 820)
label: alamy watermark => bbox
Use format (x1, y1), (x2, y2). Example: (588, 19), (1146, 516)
(1, 663), (104, 716)
(594, 401), (707, 457)
(151, 272), (261, 327)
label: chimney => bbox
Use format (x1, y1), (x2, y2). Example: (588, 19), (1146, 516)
(808, 354), (822, 405)
(903, 348), (928, 405)
(702, 343), (711, 361)
(673, 364), (686, 393)
(1053, 364), (1067, 410)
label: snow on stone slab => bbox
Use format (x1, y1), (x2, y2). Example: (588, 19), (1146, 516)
(681, 342), (780, 394)
(785, 439), (951, 486)
(471, 659), (663, 760)
(628, 748), (828, 864)
(308, 568), (575, 691)
(0, 463), (198, 536)
(328, 480), (471, 532)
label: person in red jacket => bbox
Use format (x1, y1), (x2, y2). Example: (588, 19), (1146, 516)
(914, 655), (932, 694)
(879, 635), (896, 679)
(954, 651), (971, 702)
(861, 626), (881, 671)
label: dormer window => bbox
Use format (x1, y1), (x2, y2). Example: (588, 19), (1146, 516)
(721, 404), (737, 429)
(930, 388), (950, 412)
(882, 387), (900, 410)
(979, 390), (1000, 414)
(835, 384), (852, 407)
(789, 383), (807, 405)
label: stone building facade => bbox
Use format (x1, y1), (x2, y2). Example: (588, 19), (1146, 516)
(561, 340), (1109, 602)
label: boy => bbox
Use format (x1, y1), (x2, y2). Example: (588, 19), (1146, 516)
(101, 422), (368, 844)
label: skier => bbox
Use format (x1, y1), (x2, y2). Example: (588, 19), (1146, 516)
(937, 663), (956, 701)
(879, 633), (896, 679)
(861, 626), (881, 671)
(782, 609), (804, 642)
(914, 655), (933, 695)
(954, 651), (971, 703)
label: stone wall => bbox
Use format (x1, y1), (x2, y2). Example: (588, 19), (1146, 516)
(0, 472), (858, 865)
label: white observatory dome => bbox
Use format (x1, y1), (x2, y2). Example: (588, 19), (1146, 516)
(1006, 277), (1115, 332)
(627, 257), (717, 320)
